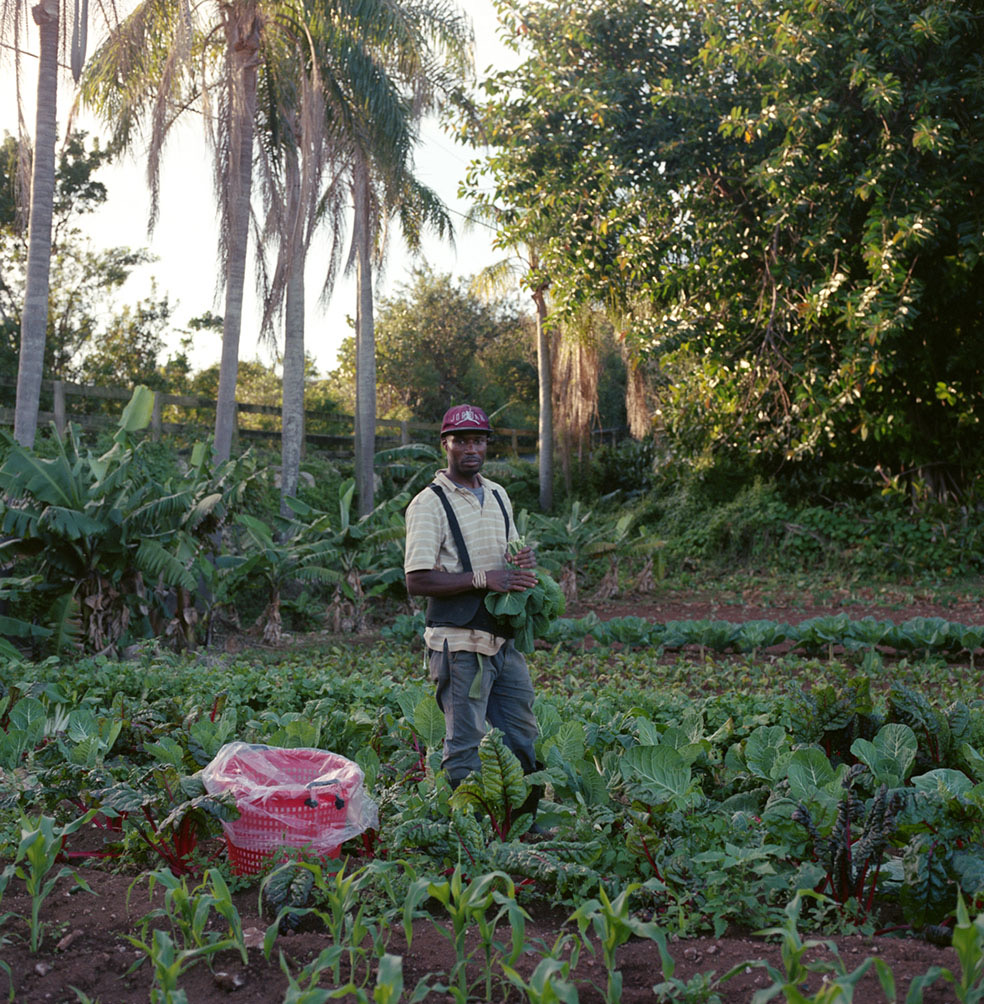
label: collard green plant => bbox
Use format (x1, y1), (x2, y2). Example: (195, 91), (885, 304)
(484, 546), (566, 653)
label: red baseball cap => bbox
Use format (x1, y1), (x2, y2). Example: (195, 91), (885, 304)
(440, 404), (492, 436)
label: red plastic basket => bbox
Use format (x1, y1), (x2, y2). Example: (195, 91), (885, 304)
(214, 746), (359, 876)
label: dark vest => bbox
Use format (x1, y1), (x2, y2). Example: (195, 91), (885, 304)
(424, 483), (513, 638)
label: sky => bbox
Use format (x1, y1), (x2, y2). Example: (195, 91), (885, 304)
(1, 0), (521, 375)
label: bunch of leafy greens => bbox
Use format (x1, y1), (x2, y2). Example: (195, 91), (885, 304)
(484, 540), (566, 653)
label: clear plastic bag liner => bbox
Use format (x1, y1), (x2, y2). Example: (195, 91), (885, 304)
(201, 741), (378, 853)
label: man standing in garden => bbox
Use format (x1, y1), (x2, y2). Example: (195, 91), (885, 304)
(404, 404), (543, 809)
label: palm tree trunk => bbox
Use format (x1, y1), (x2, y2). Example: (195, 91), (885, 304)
(14, 0), (59, 448)
(214, 9), (260, 462)
(280, 146), (304, 519)
(352, 151), (376, 517)
(533, 283), (553, 512)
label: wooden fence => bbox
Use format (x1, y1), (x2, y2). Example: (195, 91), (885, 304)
(0, 378), (544, 455)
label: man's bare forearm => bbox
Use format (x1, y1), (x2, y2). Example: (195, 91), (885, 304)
(406, 566), (537, 597)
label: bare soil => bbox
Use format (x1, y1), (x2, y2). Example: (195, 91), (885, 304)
(5, 584), (981, 1003)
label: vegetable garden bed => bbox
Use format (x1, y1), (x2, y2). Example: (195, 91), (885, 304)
(2, 581), (983, 1003)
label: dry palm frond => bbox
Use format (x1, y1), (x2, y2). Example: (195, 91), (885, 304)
(559, 563), (578, 605)
(552, 321), (599, 493)
(624, 348), (652, 440)
(590, 558), (620, 603)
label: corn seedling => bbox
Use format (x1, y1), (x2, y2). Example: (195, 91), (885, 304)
(262, 859), (388, 991)
(128, 927), (234, 1004)
(7, 811), (96, 953)
(130, 868), (247, 965)
(569, 882), (668, 1004)
(404, 864), (529, 1003)
(502, 933), (581, 1004)
(747, 891), (897, 1003)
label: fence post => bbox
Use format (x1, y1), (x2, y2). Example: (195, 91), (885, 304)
(511, 431), (518, 454)
(400, 420), (409, 445)
(53, 380), (65, 437)
(151, 391), (162, 441)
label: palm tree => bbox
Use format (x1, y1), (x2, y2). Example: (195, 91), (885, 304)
(81, 0), (273, 461)
(253, 3), (424, 517)
(211, 1), (262, 461)
(344, 0), (471, 515)
(254, 25), (345, 518)
(471, 241), (555, 511)
(4, 0), (114, 446)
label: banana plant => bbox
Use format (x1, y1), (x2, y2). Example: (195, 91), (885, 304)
(529, 503), (633, 604)
(228, 512), (345, 644)
(0, 388), (256, 655)
(283, 479), (409, 633)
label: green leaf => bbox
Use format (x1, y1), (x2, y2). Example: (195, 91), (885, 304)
(136, 539), (196, 590)
(787, 748), (837, 800)
(852, 723), (917, 787)
(9, 697), (45, 737)
(118, 385), (156, 434)
(622, 745), (692, 803)
(412, 696), (446, 749)
(745, 725), (790, 780)
(910, 769), (974, 797)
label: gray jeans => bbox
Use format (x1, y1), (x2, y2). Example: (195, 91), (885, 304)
(429, 640), (539, 784)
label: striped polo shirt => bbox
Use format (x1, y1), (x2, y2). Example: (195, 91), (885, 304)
(404, 469), (518, 656)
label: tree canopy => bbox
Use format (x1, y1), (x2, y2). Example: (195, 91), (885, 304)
(0, 132), (169, 388)
(327, 268), (538, 429)
(467, 0), (984, 497)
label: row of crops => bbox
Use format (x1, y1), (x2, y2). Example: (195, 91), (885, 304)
(387, 610), (984, 661)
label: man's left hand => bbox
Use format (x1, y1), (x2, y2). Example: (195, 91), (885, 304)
(507, 545), (536, 569)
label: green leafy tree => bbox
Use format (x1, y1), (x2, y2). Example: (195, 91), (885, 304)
(0, 132), (158, 387)
(468, 0), (984, 497)
(326, 268), (537, 430)
(76, 291), (174, 389)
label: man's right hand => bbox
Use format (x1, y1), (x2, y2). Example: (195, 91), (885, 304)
(486, 567), (538, 593)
